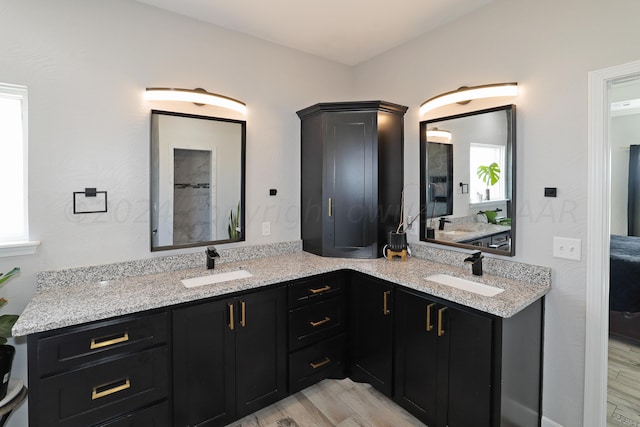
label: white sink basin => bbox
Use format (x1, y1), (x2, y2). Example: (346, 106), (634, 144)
(181, 270), (253, 288)
(425, 274), (504, 297)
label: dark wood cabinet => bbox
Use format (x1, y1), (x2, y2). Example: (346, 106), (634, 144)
(173, 286), (287, 427)
(348, 273), (394, 396)
(172, 298), (234, 426)
(288, 272), (347, 393)
(298, 101), (408, 258)
(394, 289), (444, 426)
(394, 288), (543, 427)
(394, 288), (492, 427)
(27, 311), (171, 427)
(26, 268), (542, 426)
(462, 230), (511, 251)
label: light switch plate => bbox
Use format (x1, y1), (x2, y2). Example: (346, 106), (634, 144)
(553, 236), (581, 261)
(262, 222), (271, 236)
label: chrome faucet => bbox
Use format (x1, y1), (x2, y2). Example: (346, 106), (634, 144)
(464, 251), (484, 276)
(206, 246), (220, 270)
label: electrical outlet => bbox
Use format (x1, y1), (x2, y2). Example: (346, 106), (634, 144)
(262, 222), (271, 236)
(553, 236), (581, 261)
(407, 216), (418, 235)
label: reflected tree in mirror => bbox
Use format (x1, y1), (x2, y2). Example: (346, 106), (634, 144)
(419, 105), (516, 256)
(150, 110), (246, 251)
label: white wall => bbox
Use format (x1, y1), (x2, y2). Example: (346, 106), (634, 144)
(0, 1), (353, 424)
(353, 0), (640, 425)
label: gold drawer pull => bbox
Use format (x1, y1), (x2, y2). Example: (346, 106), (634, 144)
(383, 290), (391, 315)
(309, 316), (331, 327)
(240, 301), (246, 327)
(92, 378), (131, 400)
(426, 303), (435, 332)
(438, 307), (447, 337)
(309, 357), (331, 369)
(309, 285), (331, 294)
(229, 303), (235, 330)
(90, 332), (129, 350)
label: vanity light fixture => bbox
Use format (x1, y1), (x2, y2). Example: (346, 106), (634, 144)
(144, 87), (247, 114)
(426, 127), (452, 143)
(419, 82), (518, 115)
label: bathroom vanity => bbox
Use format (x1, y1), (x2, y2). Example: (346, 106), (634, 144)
(15, 248), (549, 427)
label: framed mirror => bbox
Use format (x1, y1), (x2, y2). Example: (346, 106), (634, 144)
(150, 110), (246, 251)
(419, 105), (516, 256)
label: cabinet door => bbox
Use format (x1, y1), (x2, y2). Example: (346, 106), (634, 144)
(173, 299), (235, 427)
(349, 274), (394, 396)
(394, 290), (494, 427)
(394, 290), (443, 427)
(235, 286), (287, 418)
(446, 305), (493, 427)
(324, 112), (376, 257)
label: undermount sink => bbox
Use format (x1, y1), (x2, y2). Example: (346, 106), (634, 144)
(181, 269), (253, 288)
(425, 274), (504, 297)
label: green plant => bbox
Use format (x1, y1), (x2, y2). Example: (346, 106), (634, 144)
(477, 162), (501, 188)
(0, 268), (20, 345)
(228, 202), (241, 239)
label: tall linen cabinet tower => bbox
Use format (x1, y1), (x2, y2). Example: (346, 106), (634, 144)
(298, 101), (408, 258)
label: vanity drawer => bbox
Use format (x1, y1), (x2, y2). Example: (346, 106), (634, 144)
(289, 297), (345, 351)
(97, 401), (170, 427)
(289, 334), (345, 393)
(37, 311), (168, 376)
(38, 346), (169, 427)
(289, 272), (344, 308)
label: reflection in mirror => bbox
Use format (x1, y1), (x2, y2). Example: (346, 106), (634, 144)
(420, 105), (516, 256)
(150, 110), (245, 251)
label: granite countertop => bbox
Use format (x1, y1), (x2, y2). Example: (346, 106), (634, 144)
(13, 251), (550, 337)
(433, 222), (511, 243)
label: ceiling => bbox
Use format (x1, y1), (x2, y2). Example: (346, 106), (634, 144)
(136, 0), (495, 66)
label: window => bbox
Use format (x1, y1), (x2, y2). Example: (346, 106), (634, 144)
(470, 143), (506, 201)
(0, 83), (37, 256)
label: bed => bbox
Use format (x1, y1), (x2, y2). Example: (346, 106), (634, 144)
(610, 235), (640, 342)
(610, 235), (640, 313)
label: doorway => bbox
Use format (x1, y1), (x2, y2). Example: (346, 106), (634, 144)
(585, 59), (640, 426)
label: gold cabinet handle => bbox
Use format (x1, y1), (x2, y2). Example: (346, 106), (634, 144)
(438, 307), (447, 337)
(426, 303), (436, 332)
(92, 378), (131, 400)
(309, 316), (331, 327)
(240, 301), (246, 328)
(383, 290), (391, 315)
(229, 303), (235, 330)
(328, 198), (332, 217)
(90, 332), (129, 350)
(310, 357), (331, 369)
(309, 285), (331, 294)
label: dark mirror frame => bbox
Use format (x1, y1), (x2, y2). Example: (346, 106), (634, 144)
(419, 105), (516, 256)
(150, 109), (246, 251)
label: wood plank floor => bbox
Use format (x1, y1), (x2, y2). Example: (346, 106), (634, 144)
(227, 378), (425, 427)
(608, 337), (640, 427)
(223, 338), (640, 427)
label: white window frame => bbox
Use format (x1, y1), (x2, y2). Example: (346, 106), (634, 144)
(469, 142), (507, 202)
(0, 83), (39, 257)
